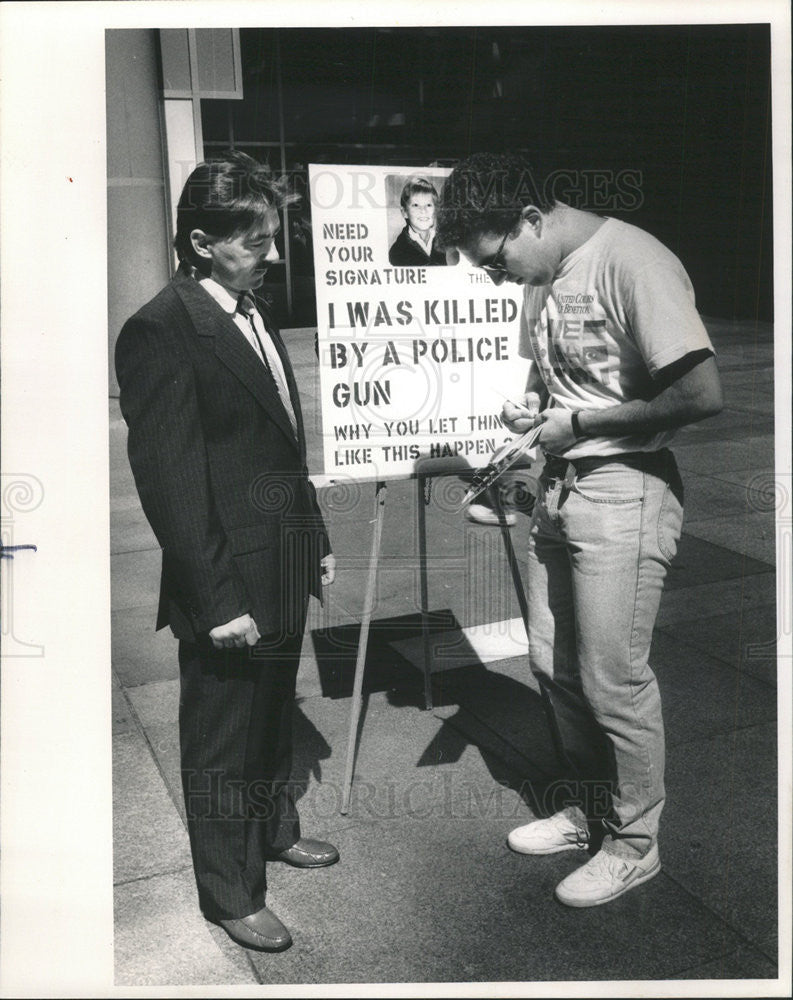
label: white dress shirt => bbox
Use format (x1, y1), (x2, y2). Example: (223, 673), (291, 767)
(196, 273), (298, 438)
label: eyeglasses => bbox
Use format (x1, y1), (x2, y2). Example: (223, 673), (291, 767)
(479, 227), (511, 279)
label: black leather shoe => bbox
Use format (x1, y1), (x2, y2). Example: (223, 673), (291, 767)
(267, 837), (340, 868)
(218, 906), (292, 951)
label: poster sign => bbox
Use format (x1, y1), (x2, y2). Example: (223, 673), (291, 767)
(309, 164), (529, 480)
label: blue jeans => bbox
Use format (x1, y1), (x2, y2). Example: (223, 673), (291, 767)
(527, 450), (684, 859)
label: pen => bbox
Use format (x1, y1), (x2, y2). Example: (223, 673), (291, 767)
(490, 387), (541, 415)
(490, 385), (520, 408)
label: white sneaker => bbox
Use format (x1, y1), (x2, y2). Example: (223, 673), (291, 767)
(466, 503), (517, 526)
(507, 811), (589, 855)
(554, 845), (661, 908)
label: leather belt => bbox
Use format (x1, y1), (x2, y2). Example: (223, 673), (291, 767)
(542, 449), (670, 482)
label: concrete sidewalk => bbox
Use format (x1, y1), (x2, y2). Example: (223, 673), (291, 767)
(110, 317), (781, 988)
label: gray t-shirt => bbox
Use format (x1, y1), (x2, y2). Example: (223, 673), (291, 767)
(519, 217), (714, 458)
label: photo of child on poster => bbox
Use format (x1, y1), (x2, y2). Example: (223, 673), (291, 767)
(387, 174), (449, 267)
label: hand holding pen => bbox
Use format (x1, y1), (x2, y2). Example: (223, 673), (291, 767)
(502, 391), (541, 434)
(458, 392), (542, 509)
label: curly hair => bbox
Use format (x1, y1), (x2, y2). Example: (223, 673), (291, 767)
(174, 150), (298, 265)
(435, 152), (554, 250)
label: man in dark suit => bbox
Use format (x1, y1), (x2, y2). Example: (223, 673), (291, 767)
(115, 152), (338, 952)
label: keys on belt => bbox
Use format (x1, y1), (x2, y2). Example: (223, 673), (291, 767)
(543, 453), (577, 488)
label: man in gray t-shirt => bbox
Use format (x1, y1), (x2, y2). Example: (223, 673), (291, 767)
(437, 152), (723, 908)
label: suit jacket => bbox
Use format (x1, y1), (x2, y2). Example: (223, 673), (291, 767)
(115, 265), (330, 643)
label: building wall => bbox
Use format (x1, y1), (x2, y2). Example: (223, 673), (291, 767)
(106, 29), (171, 396)
(105, 25), (773, 384)
(203, 26), (773, 325)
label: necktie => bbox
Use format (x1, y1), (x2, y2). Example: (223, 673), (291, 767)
(236, 293), (298, 438)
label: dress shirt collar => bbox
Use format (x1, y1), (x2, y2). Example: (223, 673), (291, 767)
(190, 267), (242, 315)
(407, 225), (436, 254)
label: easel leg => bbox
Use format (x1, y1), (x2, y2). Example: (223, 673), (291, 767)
(417, 475), (433, 710)
(340, 481), (387, 815)
(489, 485), (529, 635)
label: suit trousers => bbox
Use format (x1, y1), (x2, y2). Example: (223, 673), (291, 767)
(178, 613), (307, 921)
